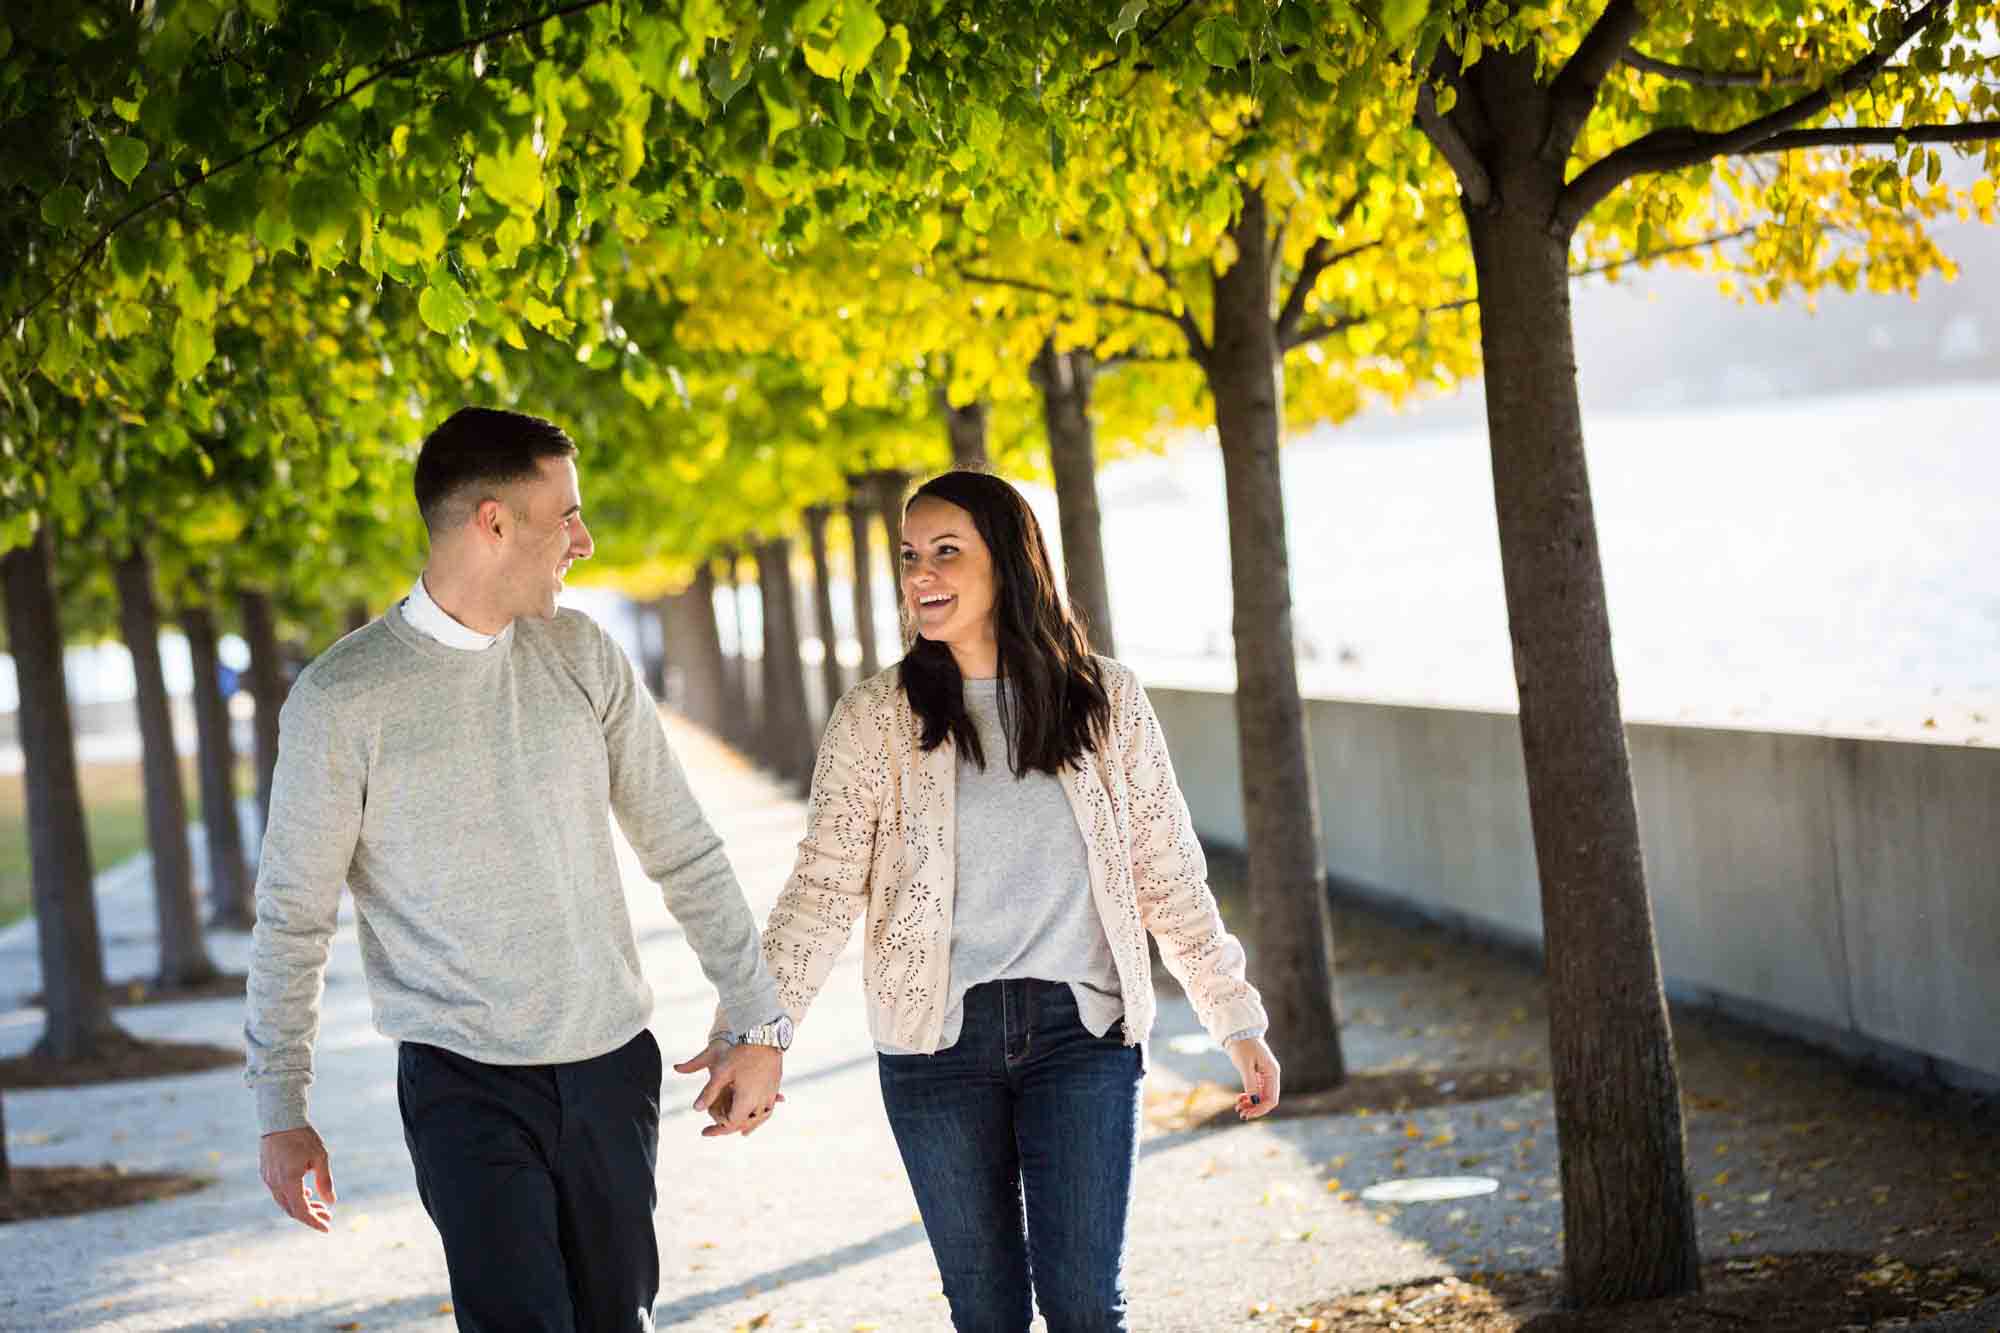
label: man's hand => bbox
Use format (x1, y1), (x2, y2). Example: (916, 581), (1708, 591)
(260, 1125), (335, 1232)
(673, 1040), (784, 1137)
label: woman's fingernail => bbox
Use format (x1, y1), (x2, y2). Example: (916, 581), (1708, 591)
(1250, 1094), (1261, 1106)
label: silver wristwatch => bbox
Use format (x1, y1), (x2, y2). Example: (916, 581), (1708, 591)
(735, 1013), (794, 1050)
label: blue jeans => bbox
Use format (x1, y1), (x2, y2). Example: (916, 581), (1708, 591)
(878, 978), (1144, 1333)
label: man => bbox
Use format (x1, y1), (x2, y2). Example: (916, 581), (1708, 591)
(246, 407), (794, 1331)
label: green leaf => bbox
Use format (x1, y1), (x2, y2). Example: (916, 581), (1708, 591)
(41, 184), (86, 229)
(759, 74), (802, 146)
(418, 271), (477, 335)
(1381, 0), (1428, 44)
(1110, 0), (1147, 41)
(833, 0), (887, 69)
(475, 136), (545, 215)
(1193, 15), (1247, 68)
(868, 22), (910, 99)
(172, 318), (216, 382)
(104, 134), (149, 186)
(221, 246), (255, 294)
(706, 49), (752, 110)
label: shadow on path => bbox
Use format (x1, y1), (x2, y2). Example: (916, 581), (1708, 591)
(652, 1220), (929, 1325)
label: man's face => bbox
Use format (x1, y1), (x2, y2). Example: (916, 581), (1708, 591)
(499, 455), (593, 621)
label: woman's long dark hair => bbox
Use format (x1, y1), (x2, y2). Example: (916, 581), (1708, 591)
(897, 471), (1110, 776)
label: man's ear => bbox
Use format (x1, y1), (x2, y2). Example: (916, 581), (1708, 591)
(474, 496), (509, 544)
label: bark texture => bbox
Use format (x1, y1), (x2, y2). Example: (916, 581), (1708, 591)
(872, 470), (911, 656)
(689, 564), (731, 735)
(181, 603), (253, 929)
(721, 550), (756, 751)
(1, 528), (125, 1061)
(1457, 46), (1699, 1307)
(755, 539), (815, 788)
(940, 393), (991, 470)
(844, 485), (882, 679)
(239, 588), (285, 846)
(1033, 341), (1116, 656)
(803, 505), (845, 725)
(1207, 187), (1345, 1093)
(113, 548), (217, 988)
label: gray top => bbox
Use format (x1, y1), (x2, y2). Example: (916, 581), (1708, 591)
(880, 676), (1124, 1054)
(243, 605), (782, 1134)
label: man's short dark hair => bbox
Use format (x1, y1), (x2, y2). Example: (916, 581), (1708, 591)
(414, 407), (578, 534)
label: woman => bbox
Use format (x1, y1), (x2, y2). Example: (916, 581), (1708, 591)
(685, 471), (1281, 1332)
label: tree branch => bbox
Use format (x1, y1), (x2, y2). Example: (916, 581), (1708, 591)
(1570, 224), (1756, 279)
(1543, 0), (1650, 163)
(1274, 235), (1382, 346)
(1283, 226), (1755, 351)
(1622, 50), (1812, 88)
(1741, 121), (2000, 154)
(10, 0), (612, 329)
(1141, 243), (1211, 366)
(1416, 81), (1493, 209)
(1084, 0), (1198, 79)
(956, 267), (1183, 324)
(1555, 0), (1958, 234)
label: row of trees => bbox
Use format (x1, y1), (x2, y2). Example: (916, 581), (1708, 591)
(5, 0), (1996, 1308)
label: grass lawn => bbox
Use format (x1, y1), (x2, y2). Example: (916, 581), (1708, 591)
(0, 756), (242, 929)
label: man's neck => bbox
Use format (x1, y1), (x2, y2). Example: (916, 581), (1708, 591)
(421, 564), (512, 636)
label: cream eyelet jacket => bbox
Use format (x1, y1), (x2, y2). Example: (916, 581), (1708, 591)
(750, 657), (1269, 1055)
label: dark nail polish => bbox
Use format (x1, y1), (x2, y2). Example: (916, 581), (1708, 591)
(1250, 1094), (1261, 1106)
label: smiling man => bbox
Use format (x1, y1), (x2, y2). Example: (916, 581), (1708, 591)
(244, 407), (791, 1332)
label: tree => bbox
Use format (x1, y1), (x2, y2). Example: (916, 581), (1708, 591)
(844, 482), (884, 679)
(755, 538), (815, 788)
(112, 545), (220, 989)
(802, 504), (847, 724)
(1400, 0), (2000, 1304)
(181, 599), (254, 930)
(1, 526), (127, 1061)
(1031, 342), (1117, 656)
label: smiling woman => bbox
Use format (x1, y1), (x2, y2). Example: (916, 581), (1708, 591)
(741, 468), (1284, 1332)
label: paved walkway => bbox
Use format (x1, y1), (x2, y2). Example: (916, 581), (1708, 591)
(3, 713), (1996, 1331)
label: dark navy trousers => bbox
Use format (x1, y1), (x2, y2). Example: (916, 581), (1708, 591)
(878, 978), (1145, 1333)
(397, 1028), (663, 1333)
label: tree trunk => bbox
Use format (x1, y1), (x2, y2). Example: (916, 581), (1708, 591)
(873, 469), (911, 657)
(239, 588), (285, 848)
(1, 528), (125, 1061)
(1461, 50), (1699, 1306)
(113, 548), (217, 988)
(939, 392), (991, 470)
(345, 601), (370, 636)
(0, 1091), (9, 1197)
(1206, 186), (1345, 1093)
(684, 556), (732, 732)
(803, 505), (845, 726)
(755, 538), (816, 788)
(844, 484), (882, 679)
(721, 549), (756, 751)
(1033, 340), (1116, 656)
(181, 603), (253, 929)
(648, 598), (674, 703)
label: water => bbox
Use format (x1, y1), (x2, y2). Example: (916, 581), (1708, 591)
(1063, 380), (2000, 744)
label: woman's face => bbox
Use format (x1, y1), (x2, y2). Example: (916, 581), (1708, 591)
(900, 496), (998, 650)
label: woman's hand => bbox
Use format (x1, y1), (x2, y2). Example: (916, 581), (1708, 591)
(1225, 1036), (1281, 1121)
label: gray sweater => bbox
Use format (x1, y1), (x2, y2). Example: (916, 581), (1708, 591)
(880, 676), (1124, 1054)
(244, 606), (781, 1133)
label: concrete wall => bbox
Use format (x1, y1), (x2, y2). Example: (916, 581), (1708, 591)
(1150, 686), (2000, 1086)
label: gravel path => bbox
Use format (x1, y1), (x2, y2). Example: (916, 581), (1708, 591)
(3, 713), (1995, 1331)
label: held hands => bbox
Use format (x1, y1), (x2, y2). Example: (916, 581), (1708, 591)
(672, 1039), (785, 1138)
(1225, 1036), (1282, 1121)
(260, 1125), (336, 1232)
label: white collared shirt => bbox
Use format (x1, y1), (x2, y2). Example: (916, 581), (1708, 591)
(399, 574), (500, 651)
